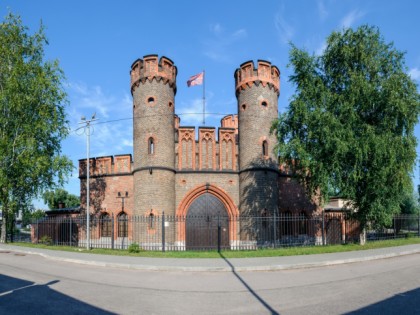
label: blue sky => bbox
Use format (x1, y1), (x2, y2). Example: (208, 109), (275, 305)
(2, 0), (420, 209)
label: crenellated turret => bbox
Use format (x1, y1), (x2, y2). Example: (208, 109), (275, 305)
(236, 60), (280, 216)
(234, 60), (280, 97)
(131, 54), (177, 218)
(130, 55), (177, 95)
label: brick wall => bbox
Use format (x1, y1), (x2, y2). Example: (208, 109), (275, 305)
(76, 56), (320, 233)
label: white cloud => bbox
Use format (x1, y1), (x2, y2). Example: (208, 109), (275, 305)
(67, 81), (133, 160)
(177, 98), (207, 126)
(122, 138), (133, 147)
(202, 23), (247, 63)
(409, 67), (420, 81)
(210, 23), (223, 35)
(317, 0), (328, 20)
(340, 9), (365, 29)
(315, 41), (327, 56)
(274, 9), (295, 44)
(68, 82), (113, 119)
(232, 29), (247, 39)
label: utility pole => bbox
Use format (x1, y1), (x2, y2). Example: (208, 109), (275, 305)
(78, 113), (97, 250)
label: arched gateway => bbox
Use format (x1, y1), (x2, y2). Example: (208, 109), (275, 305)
(177, 184), (239, 250)
(186, 193), (229, 250)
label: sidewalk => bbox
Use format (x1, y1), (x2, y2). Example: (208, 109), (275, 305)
(1, 243), (420, 272)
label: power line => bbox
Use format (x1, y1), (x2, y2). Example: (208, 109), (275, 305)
(70, 112), (235, 133)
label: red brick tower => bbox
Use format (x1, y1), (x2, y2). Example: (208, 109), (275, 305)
(130, 55), (177, 217)
(235, 60), (280, 216)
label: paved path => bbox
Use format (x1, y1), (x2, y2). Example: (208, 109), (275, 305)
(2, 245), (420, 314)
(1, 243), (420, 272)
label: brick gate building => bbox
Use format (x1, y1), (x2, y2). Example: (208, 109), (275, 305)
(77, 55), (321, 248)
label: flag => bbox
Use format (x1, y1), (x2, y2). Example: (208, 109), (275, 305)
(187, 72), (204, 87)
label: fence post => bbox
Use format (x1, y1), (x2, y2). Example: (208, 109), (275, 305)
(418, 212), (420, 237)
(322, 210), (326, 245)
(394, 216), (397, 239)
(69, 217), (73, 246)
(111, 214), (115, 250)
(36, 219), (39, 244)
(217, 214), (221, 253)
(162, 211), (165, 252)
(273, 211), (277, 248)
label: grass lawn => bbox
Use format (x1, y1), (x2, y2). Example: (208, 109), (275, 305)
(7, 237), (420, 259)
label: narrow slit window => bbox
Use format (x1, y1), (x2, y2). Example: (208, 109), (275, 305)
(148, 137), (154, 154)
(149, 213), (155, 229)
(262, 140), (268, 157)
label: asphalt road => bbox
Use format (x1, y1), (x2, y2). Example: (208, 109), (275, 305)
(1, 251), (420, 315)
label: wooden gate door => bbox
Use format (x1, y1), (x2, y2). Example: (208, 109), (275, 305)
(186, 193), (230, 250)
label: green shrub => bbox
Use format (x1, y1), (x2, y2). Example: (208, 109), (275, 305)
(128, 243), (140, 253)
(39, 235), (52, 245)
(406, 232), (416, 239)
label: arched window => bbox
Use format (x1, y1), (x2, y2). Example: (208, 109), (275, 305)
(148, 137), (154, 154)
(149, 213), (155, 230)
(117, 212), (128, 237)
(262, 140), (268, 157)
(100, 213), (111, 237)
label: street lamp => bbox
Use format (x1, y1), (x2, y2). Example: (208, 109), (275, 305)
(79, 113), (97, 250)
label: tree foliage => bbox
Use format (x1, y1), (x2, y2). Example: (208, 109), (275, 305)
(43, 189), (80, 209)
(21, 206), (45, 227)
(0, 13), (73, 242)
(400, 191), (420, 215)
(272, 25), (420, 229)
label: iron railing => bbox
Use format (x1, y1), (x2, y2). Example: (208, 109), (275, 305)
(27, 213), (420, 251)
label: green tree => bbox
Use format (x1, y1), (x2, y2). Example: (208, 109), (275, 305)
(31, 209), (46, 220)
(0, 13), (72, 242)
(400, 191), (420, 215)
(272, 25), (420, 230)
(43, 188), (80, 209)
(22, 206), (45, 226)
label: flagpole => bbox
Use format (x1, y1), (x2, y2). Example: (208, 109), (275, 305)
(203, 70), (205, 125)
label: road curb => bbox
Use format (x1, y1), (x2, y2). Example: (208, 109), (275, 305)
(2, 245), (420, 272)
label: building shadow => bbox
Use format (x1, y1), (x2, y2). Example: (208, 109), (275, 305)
(0, 274), (115, 315)
(344, 287), (420, 314)
(240, 158), (279, 217)
(219, 253), (280, 315)
(239, 159), (279, 246)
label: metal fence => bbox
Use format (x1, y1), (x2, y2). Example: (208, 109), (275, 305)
(28, 213), (420, 251)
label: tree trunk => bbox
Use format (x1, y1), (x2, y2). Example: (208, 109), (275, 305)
(359, 228), (366, 245)
(0, 214), (7, 243)
(0, 199), (9, 243)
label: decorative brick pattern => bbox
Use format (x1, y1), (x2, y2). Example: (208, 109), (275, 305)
(76, 55), (320, 247)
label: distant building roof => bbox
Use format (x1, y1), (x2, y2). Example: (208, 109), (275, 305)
(45, 206), (81, 216)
